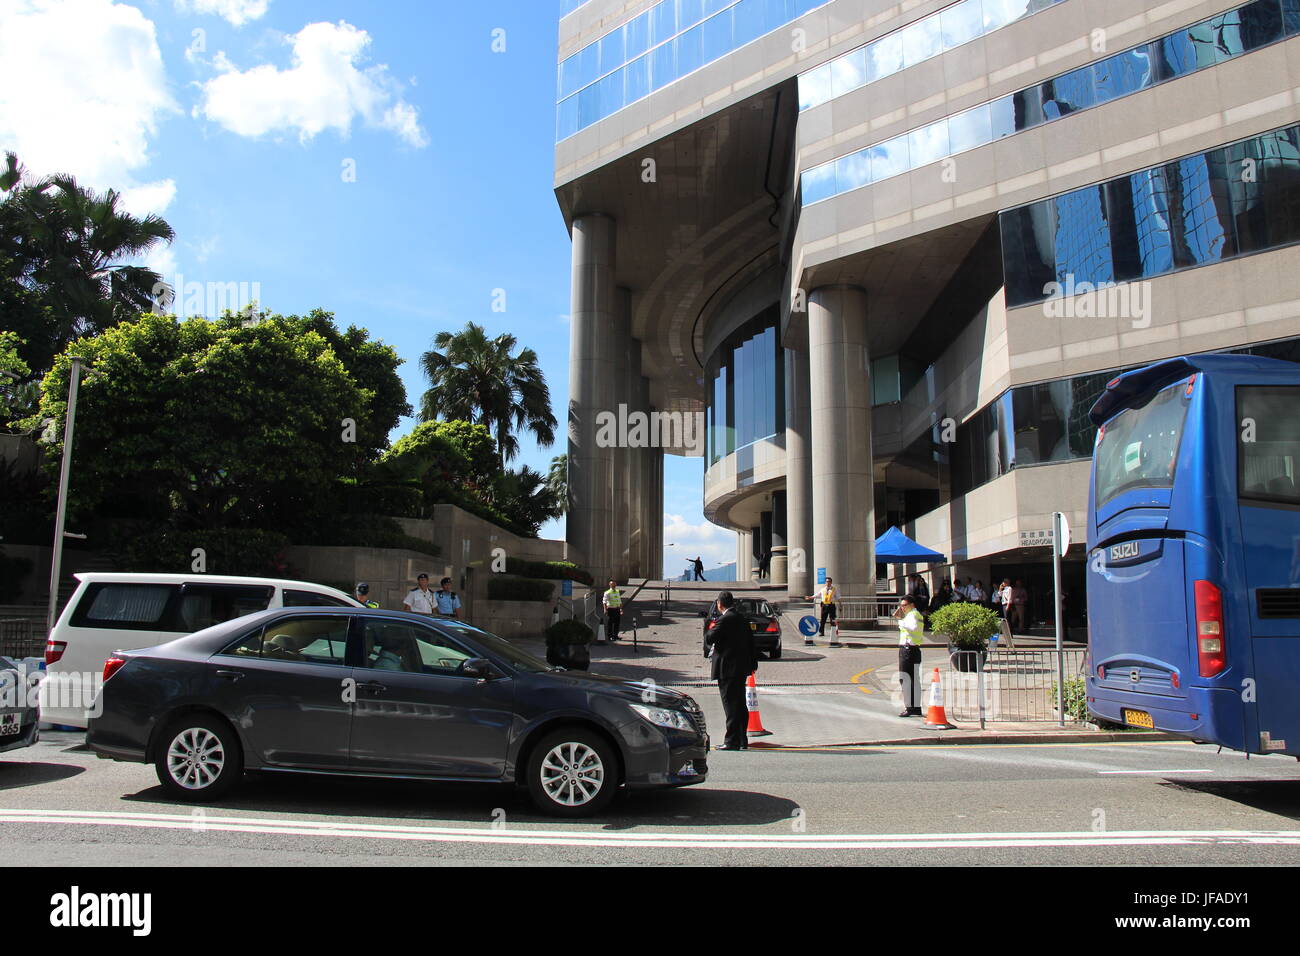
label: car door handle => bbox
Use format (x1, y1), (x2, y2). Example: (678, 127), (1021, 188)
(215, 670), (244, 682)
(357, 681), (386, 694)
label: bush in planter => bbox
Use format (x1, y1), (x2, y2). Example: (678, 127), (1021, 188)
(545, 619), (593, 645)
(544, 619), (592, 671)
(928, 603), (999, 670)
(487, 576), (554, 602)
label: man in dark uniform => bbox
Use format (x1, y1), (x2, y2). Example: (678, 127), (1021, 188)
(704, 590), (758, 751)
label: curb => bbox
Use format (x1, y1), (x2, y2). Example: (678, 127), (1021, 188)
(749, 730), (1181, 748)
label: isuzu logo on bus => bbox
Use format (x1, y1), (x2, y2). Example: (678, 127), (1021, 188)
(1110, 541), (1141, 561)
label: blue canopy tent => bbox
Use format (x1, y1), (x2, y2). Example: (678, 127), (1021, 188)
(874, 527), (945, 564)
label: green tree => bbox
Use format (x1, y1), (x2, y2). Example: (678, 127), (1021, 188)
(546, 453), (568, 515)
(418, 321), (557, 466)
(30, 312), (367, 533)
(0, 331), (33, 426)
(489, 465), (565, 537)
(1, 153), (175, 375)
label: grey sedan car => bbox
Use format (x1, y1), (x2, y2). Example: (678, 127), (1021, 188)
(0, 656), (40, 754)
(87, 607), (709, 816)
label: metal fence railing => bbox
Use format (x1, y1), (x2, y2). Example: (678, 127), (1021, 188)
(0, 618), (45, 661)
(799, 595), (902, 626)
(945, 648), (1088, 724)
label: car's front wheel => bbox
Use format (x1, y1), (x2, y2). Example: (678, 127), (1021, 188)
(155, 714), (242, 801)
(526, 727), (618, 817)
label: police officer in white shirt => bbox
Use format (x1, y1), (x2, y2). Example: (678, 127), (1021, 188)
(403, 573), (436, 616)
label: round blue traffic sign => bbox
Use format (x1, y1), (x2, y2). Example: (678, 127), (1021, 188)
(798, 615), (819, 637)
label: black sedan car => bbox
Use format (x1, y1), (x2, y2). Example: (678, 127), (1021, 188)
(703, 598), (782, 659)
(87, 608), (708, 816)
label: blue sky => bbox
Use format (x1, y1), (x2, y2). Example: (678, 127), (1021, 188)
(1, 0), (736, 574)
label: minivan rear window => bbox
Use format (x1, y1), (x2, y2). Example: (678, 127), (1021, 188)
(176, 584), (274, 632)
(1094, 380), (1191, 507)
(74, 584), (174, 629)
(282, 589), (353, 608)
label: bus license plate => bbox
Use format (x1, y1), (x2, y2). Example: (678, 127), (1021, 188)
(1123, 709), (1155, 730)
(0, 714), (19, 735)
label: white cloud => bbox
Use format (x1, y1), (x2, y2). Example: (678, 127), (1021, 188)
(0, 0), (178, 215)
(197, 21), (428, 147)
(176, 0), (268, 27)
(664, 513), (735, 575)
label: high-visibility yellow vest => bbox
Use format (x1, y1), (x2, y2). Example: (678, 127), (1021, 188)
(899, 610), (924, 646)
(604, 588), (622, 608)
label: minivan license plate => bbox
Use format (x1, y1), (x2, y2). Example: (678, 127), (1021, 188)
(1123, 709), (1155, 729)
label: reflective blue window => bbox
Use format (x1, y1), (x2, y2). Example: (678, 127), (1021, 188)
(706, 312), (782, 465)
(835, 150), (871, 193)
(598, 30), (624, 76)
(578, 83), (601, 129)
(831, 47), (867, 98)
(871, 136), (910, 181)
(909, 121), (950, 169)
(1092, 44), (1156, 101)
(1285, 0), (1300, 33)
(1001, 124), (1300, 307)
(899, 16), (944, 67)
(734, 0), (767, 45)
(801, 163), (836, 204)
(948, 102), (993, 155)
(865, 32), (903, 83)
(625, 54), (650, 105)
(1041, 65), (1096, 119)
(680, 0), (705, 27)
(984, 0), (1034, 32)
(649, 41), (676, 89)
(626, 13), (651, 59)
(701, 7), (734, 63)
(557, 94), (580, 140)
(799, 63), (832, 110)
(676, 22), (705, 76)
(1054, 187), (1114, 285)
(1011, 86), (1046, 132)
(1168, 154), (1232, 267)
(941, 1), (985, 49)
(651, 2), (679, 46)
(989, 95), (1017, 140)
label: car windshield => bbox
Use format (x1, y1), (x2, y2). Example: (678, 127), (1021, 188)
(435, 620), (551, 673)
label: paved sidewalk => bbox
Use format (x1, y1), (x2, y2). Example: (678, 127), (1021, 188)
(527, 594), (1171, 749)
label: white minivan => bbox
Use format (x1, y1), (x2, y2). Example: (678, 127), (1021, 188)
(41, 573), (360, 728)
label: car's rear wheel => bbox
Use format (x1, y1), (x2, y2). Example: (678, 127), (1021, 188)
(769, 645), (782, 660)
(155, 714), (242, 801)
(526, 727), (618, 817)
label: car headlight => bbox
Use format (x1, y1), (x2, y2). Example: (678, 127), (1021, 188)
(630, 703), (694, 732)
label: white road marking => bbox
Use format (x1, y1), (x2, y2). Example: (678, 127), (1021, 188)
(1, 809), (1295, 850)
(1098, 769), (1213, 775)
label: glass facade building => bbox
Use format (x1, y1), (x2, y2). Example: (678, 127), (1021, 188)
(797, 0), (1066, 112)
(801, 0), (1296, 206)
(705, 312), (784, 465)
(1001, 123), (1300, 306)
(557, 0), (831, 141)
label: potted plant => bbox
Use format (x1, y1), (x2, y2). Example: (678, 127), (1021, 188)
(544, 618), (593, 671)
(927, 602), (999, 672)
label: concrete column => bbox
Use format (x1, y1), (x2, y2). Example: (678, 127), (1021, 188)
(750, 526), (761, 580)
(784, 344), (813, 597)
(626, 339), (646, 579)
(609, 288), (632, 582)
(808, 286), (874, 598)
(651, 447), (664, 579)
(759, 510), (773, 580)
(566, 214), (617, 583)
(771, 490), (788, 586)
(736, 530), (751, 582)
(637, 373), (652, 579)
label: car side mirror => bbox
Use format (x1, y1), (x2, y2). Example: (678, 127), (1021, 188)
(462, 658), (497, 680)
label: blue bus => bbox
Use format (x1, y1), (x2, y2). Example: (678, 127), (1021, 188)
(1086, 353), (1300, 757)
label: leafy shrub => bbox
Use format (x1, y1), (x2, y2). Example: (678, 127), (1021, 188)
(0, 548), (33, 603)
(546, 619), (593, 645)
(487, 576), (554, 603)
(1053, 675), (1089, 722)
(927, 602), (1000, 650)
(505, 557), (593, 586)
(106, 524), (292, 577)
(300, 514), (441, 558)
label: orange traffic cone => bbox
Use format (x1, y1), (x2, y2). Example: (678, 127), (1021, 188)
(746, 672), (772, 737)
(924, 667), (956, 729)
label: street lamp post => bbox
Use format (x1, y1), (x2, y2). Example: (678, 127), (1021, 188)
(46, 356), (84, 638)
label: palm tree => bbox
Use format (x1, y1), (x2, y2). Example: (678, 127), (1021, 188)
(2, 154), (175, 370)
(419, 321), (557, 466)
(546, 454), (568, 514)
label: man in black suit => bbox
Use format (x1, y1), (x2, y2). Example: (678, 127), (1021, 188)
(704, 590), (758, 751)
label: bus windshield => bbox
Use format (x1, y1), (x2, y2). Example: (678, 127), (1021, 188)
(1094, 380), (1191, 508)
